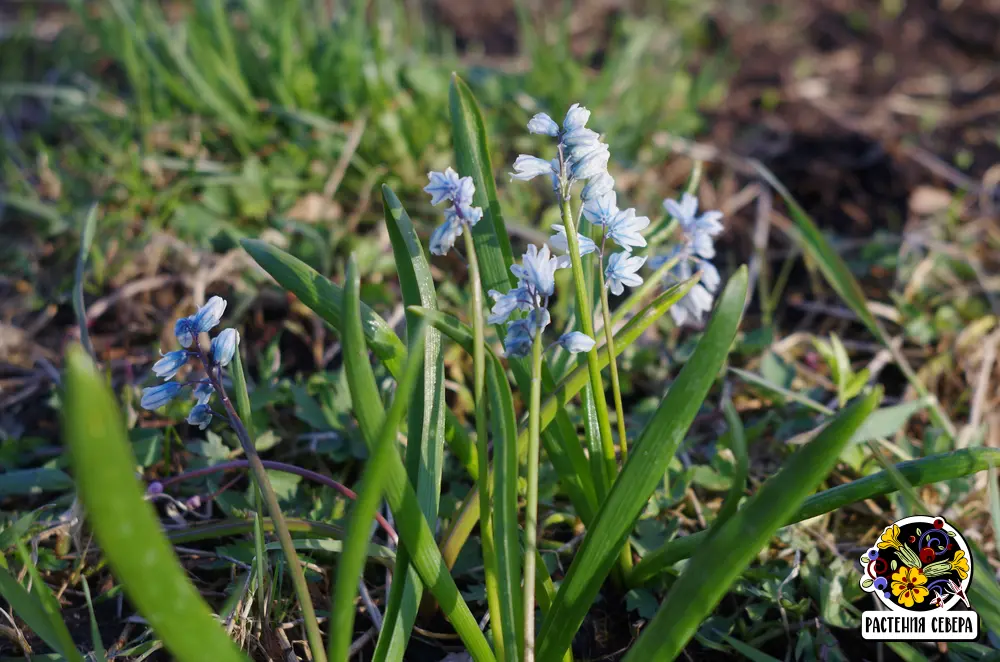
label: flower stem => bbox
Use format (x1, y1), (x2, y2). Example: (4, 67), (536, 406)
(524, 328), (545, 662)
(558, 196), (617, 492)
(596, 268), (629, 463)
(207, 358), (327, 662)
(462, 231), (506, 659)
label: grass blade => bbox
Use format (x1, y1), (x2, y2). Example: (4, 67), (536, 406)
(334, 268), (494, 661)
(713, 398), (749, 533)
(376, 187), (447, 662)
(622, 388), (881, 661)
(628, 447), (1000, 586)
(240, 239), (478, 477)
(330, 257), (427, 662)
(80, 577), (107, 662)
(73, 204), (98, 358)
(449, 74), (516, 293)
(0, 559), (82, 662)
(536, 268), (748, 662)
(230, 348), (270, 625)
(62, 346), (247, 662)
(751, 161), (956, 438)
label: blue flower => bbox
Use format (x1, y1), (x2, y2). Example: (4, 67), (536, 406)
(511, 244), (563, 297)
(210, 328), (239, 366)
(527, 113), (559, 136)
(562, 128), (602, 163)
(605, 208), (649, 252)
(424, 168), (462, 205)
(187, 404), (213, 430)
(141, 382), (183, 410)
(452, 175), (476, 209)
(503, 319), (534, 358)
(174, 317), (196, 348)
(488, 286), (534, 325)
(549, 224), (597, 257)
(649, 251), (719, 327)
(569, 143), (610, 181)
(563, 103), (591, 132)
(511, 155), (557, 181)
(663, 193), (724, 259)
(429, 214), (464, 256)
(193, 382), (215, 406)
(193, 296), (227, 334)
(527, 307), (550, 335)
(582, 191), (618, 226)
(581, 171), (615, 202)
(557, 331), (595, 353)
(152, 350), (189, 380)
(605, 252), (646, 296)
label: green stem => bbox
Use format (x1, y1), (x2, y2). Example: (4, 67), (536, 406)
(596, 269), (629, 463)
(463, 231), (506, 659)
(215, 383), (326, 662)
(558, 196), (617, 489)
(524, 330), (545, 662)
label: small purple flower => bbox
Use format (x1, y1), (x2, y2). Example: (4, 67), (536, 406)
(152, 350), (189, 380)
(147, 481), (164, 496)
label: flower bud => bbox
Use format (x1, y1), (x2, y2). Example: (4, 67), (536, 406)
(210, 328), (239, 366)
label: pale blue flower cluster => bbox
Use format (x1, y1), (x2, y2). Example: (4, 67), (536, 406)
(512, 104), (611, 198)
(141, 296), (240, 430)
(649, 193), (725, 326)
(488, 244), (594, 358)
(423, 167), (483, 256)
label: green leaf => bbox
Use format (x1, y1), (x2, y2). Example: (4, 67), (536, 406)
(376, 185), (448, 662)
(330, 257), (427, 662)
(231, 347), (269, 624)
(333, 277), (493, 661)
(623, 388), (880, 661)
(449, 74), (515, 294)
(73, 203), (98, 358)
(719, 634), (782, 662)
(0, 557), (82, 662)
(630, 447), (1000, 585)
(713, 399), (749, 532)
(241, 239), (406, 376)
(0, 468), (73, 497)
(80, 576), (107, 662)
(536, 268), (748, 662)
(62, 346), (247, 662)
(849, 398), (931, 445)
(241, 239), (478, 481)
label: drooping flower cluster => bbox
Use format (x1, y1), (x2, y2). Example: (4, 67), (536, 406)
(487, 244), (594, 358)
(423, 167), (483, 256)
(648, 193), (725, 326)
(141, 296), (240, 430)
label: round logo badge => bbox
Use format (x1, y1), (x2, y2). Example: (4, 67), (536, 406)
(859, 515), (972, 613)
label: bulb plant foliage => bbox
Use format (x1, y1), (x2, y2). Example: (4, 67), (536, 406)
(49, 77), (1000, 662)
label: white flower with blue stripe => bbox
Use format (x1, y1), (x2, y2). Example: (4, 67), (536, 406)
(424, 167), (483, 256)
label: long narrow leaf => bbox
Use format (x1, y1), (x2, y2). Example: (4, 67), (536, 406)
(334, 271), (493, 661)
(330, 257), (427, 662)
(377, 185), (448, 662)
(240, 239), (478, 478)
(536, 268), (748, 662)
(62, 346), (248, 662)
(0, 565), (82, 662)
(628, 447), (1000, 586)
(623, 389), (881, 660)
